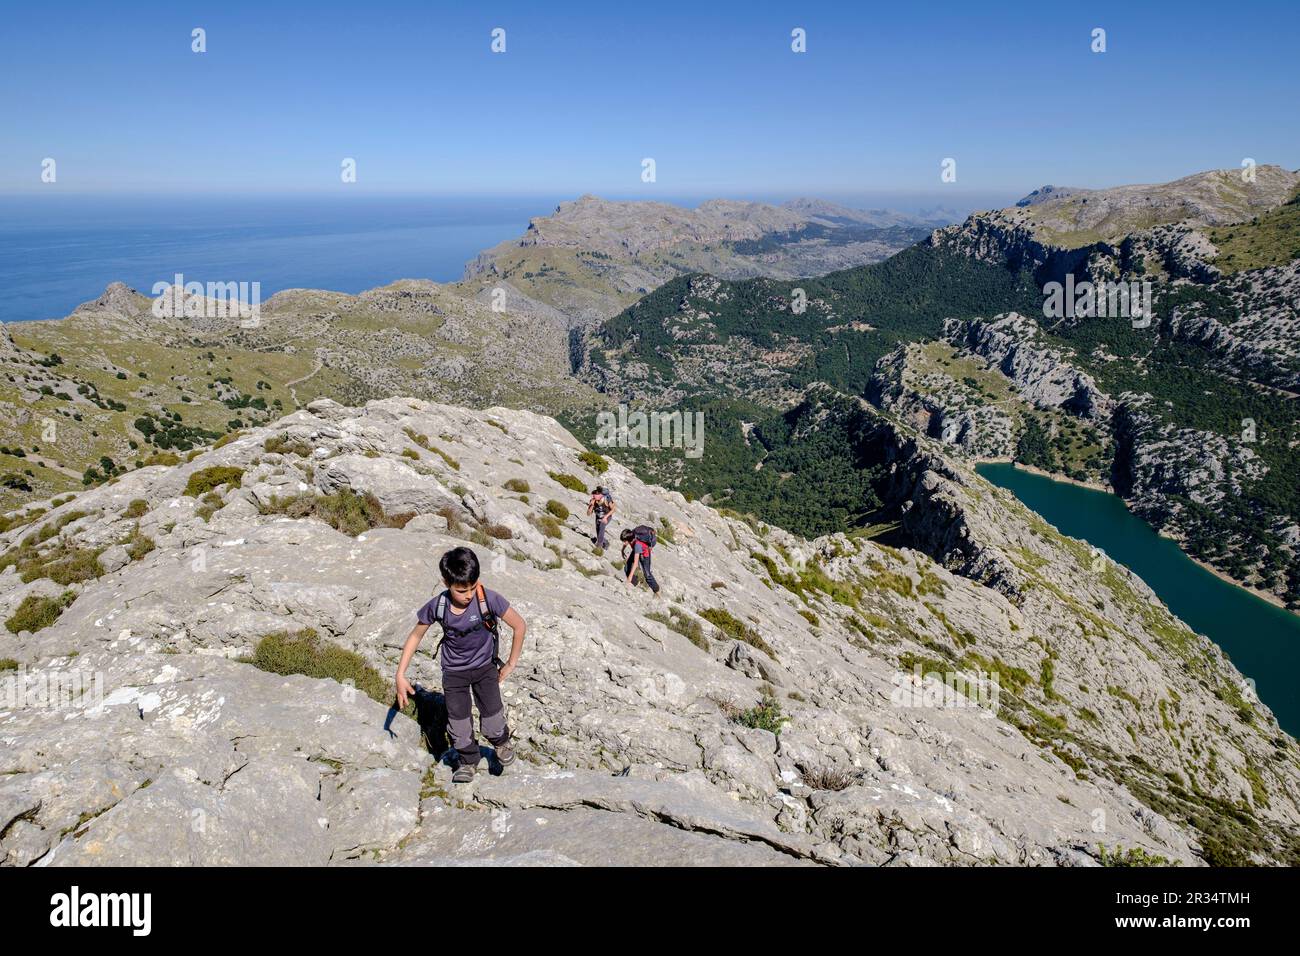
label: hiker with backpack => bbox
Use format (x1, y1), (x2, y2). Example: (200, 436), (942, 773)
(395, 546), (527, 784)
(587, 485), (615, 549)
(620, 525), (660, 596)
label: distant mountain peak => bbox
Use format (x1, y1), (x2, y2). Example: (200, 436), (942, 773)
(1015, 185), (1089, 207)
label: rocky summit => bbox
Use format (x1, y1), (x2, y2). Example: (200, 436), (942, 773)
(2, 397), (1296, 866)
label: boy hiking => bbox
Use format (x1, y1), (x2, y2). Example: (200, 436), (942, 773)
(620, 525), (660, 596)
(587, 485), (615, 549)
(396, 547), (527, 783)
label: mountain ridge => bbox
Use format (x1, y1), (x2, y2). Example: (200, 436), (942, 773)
(579, 167), (1300, 607)
(2, 395), (1296, 866)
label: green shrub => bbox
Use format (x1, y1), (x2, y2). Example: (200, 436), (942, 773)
(184, 466), (244, 498)
(28, 509), (89, 545)
(0, 508), (45, 535)
(1098, 845), (1173, 867)
(504, 478), (531, 494)
(5, 542), (103, 587)
(699, 607), (777, 658)
(548, 472), (587, 494)
(405, 429), (459, 469)
(401, 449), (420, 460)
(241, 628), (390, 706)
(196, 492), (223, 522)
(0, 658), (19, 672)
(577, 451), (609, 474)
(646, 607), (708, 650)
(483, 523), (513, 540)
(734, 696), (785, 734)
(545, 500), (569, 520)
(125, 525), (155, 561)
(402, 428), (431, 450)
(657, 517), (676, 545)
(123, 499), (148, 519)
(431, 447), (460, 470)
(259, 489), (412, 537)
(535, 514), (563, 539)
(264, 434), (313, 457)
(6, 591), (75, 634)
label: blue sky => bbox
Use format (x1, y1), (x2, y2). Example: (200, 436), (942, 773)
(2, 0), (1297, 203)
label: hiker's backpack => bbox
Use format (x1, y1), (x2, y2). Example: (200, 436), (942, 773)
(632, 524), (657, 549)
(430, 582), (502, 667)
(593, 489), (613, 516)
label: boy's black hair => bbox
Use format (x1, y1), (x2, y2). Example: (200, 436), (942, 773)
(439, 546), (481, 586)
(619, 528), (634, 542)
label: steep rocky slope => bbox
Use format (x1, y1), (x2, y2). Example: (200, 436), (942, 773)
(2, 397), (1296, 866)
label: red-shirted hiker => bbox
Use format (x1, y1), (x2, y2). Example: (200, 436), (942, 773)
(620, 525), (660, 596)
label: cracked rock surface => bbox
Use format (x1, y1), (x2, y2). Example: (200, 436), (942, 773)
(2, 397), (1296, 865)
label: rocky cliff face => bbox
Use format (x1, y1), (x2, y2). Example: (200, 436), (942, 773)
(2, 398), (1296, 866)
(930, 165), (1300, 283)
(945, 313), (1113, 421)
(867, 344), (1016, 460)
(868, 169), (1300, 604)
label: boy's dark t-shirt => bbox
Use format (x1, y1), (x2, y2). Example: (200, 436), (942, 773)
(416, 587), (511, 672)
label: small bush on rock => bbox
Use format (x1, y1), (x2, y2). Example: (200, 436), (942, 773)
(242, 628), (390, 706)
(259, 488), (412, 537)
(184, 466), (244, 498)
(700, 607), (776, 658)
(548, 471), (586, 494)
(577, 451), (609, 474)
(264, 435), (313, 457)
(646, 606), (708, 650)
(6, 591), (75, 634)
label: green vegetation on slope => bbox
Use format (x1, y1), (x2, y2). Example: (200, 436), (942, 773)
(1209, 187), (1300, 272)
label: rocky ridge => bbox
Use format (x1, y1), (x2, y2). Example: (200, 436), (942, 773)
(464, 195), (942, 324)
(2, 397), (1296, 866)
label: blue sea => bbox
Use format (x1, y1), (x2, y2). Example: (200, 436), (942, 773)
(0, 195), (562, 323)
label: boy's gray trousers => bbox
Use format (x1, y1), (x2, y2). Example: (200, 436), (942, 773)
(443, 662), (510, 766)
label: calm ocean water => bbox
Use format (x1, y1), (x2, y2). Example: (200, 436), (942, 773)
(0, 195), (561, 323)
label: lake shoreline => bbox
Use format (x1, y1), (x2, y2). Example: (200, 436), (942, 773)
(975, 459), (1294, 617)
(971, 457), (1112, 493)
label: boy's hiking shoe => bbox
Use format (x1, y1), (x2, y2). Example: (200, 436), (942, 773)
(452, 764), (476, 784)
(496, 742), (517, 767)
